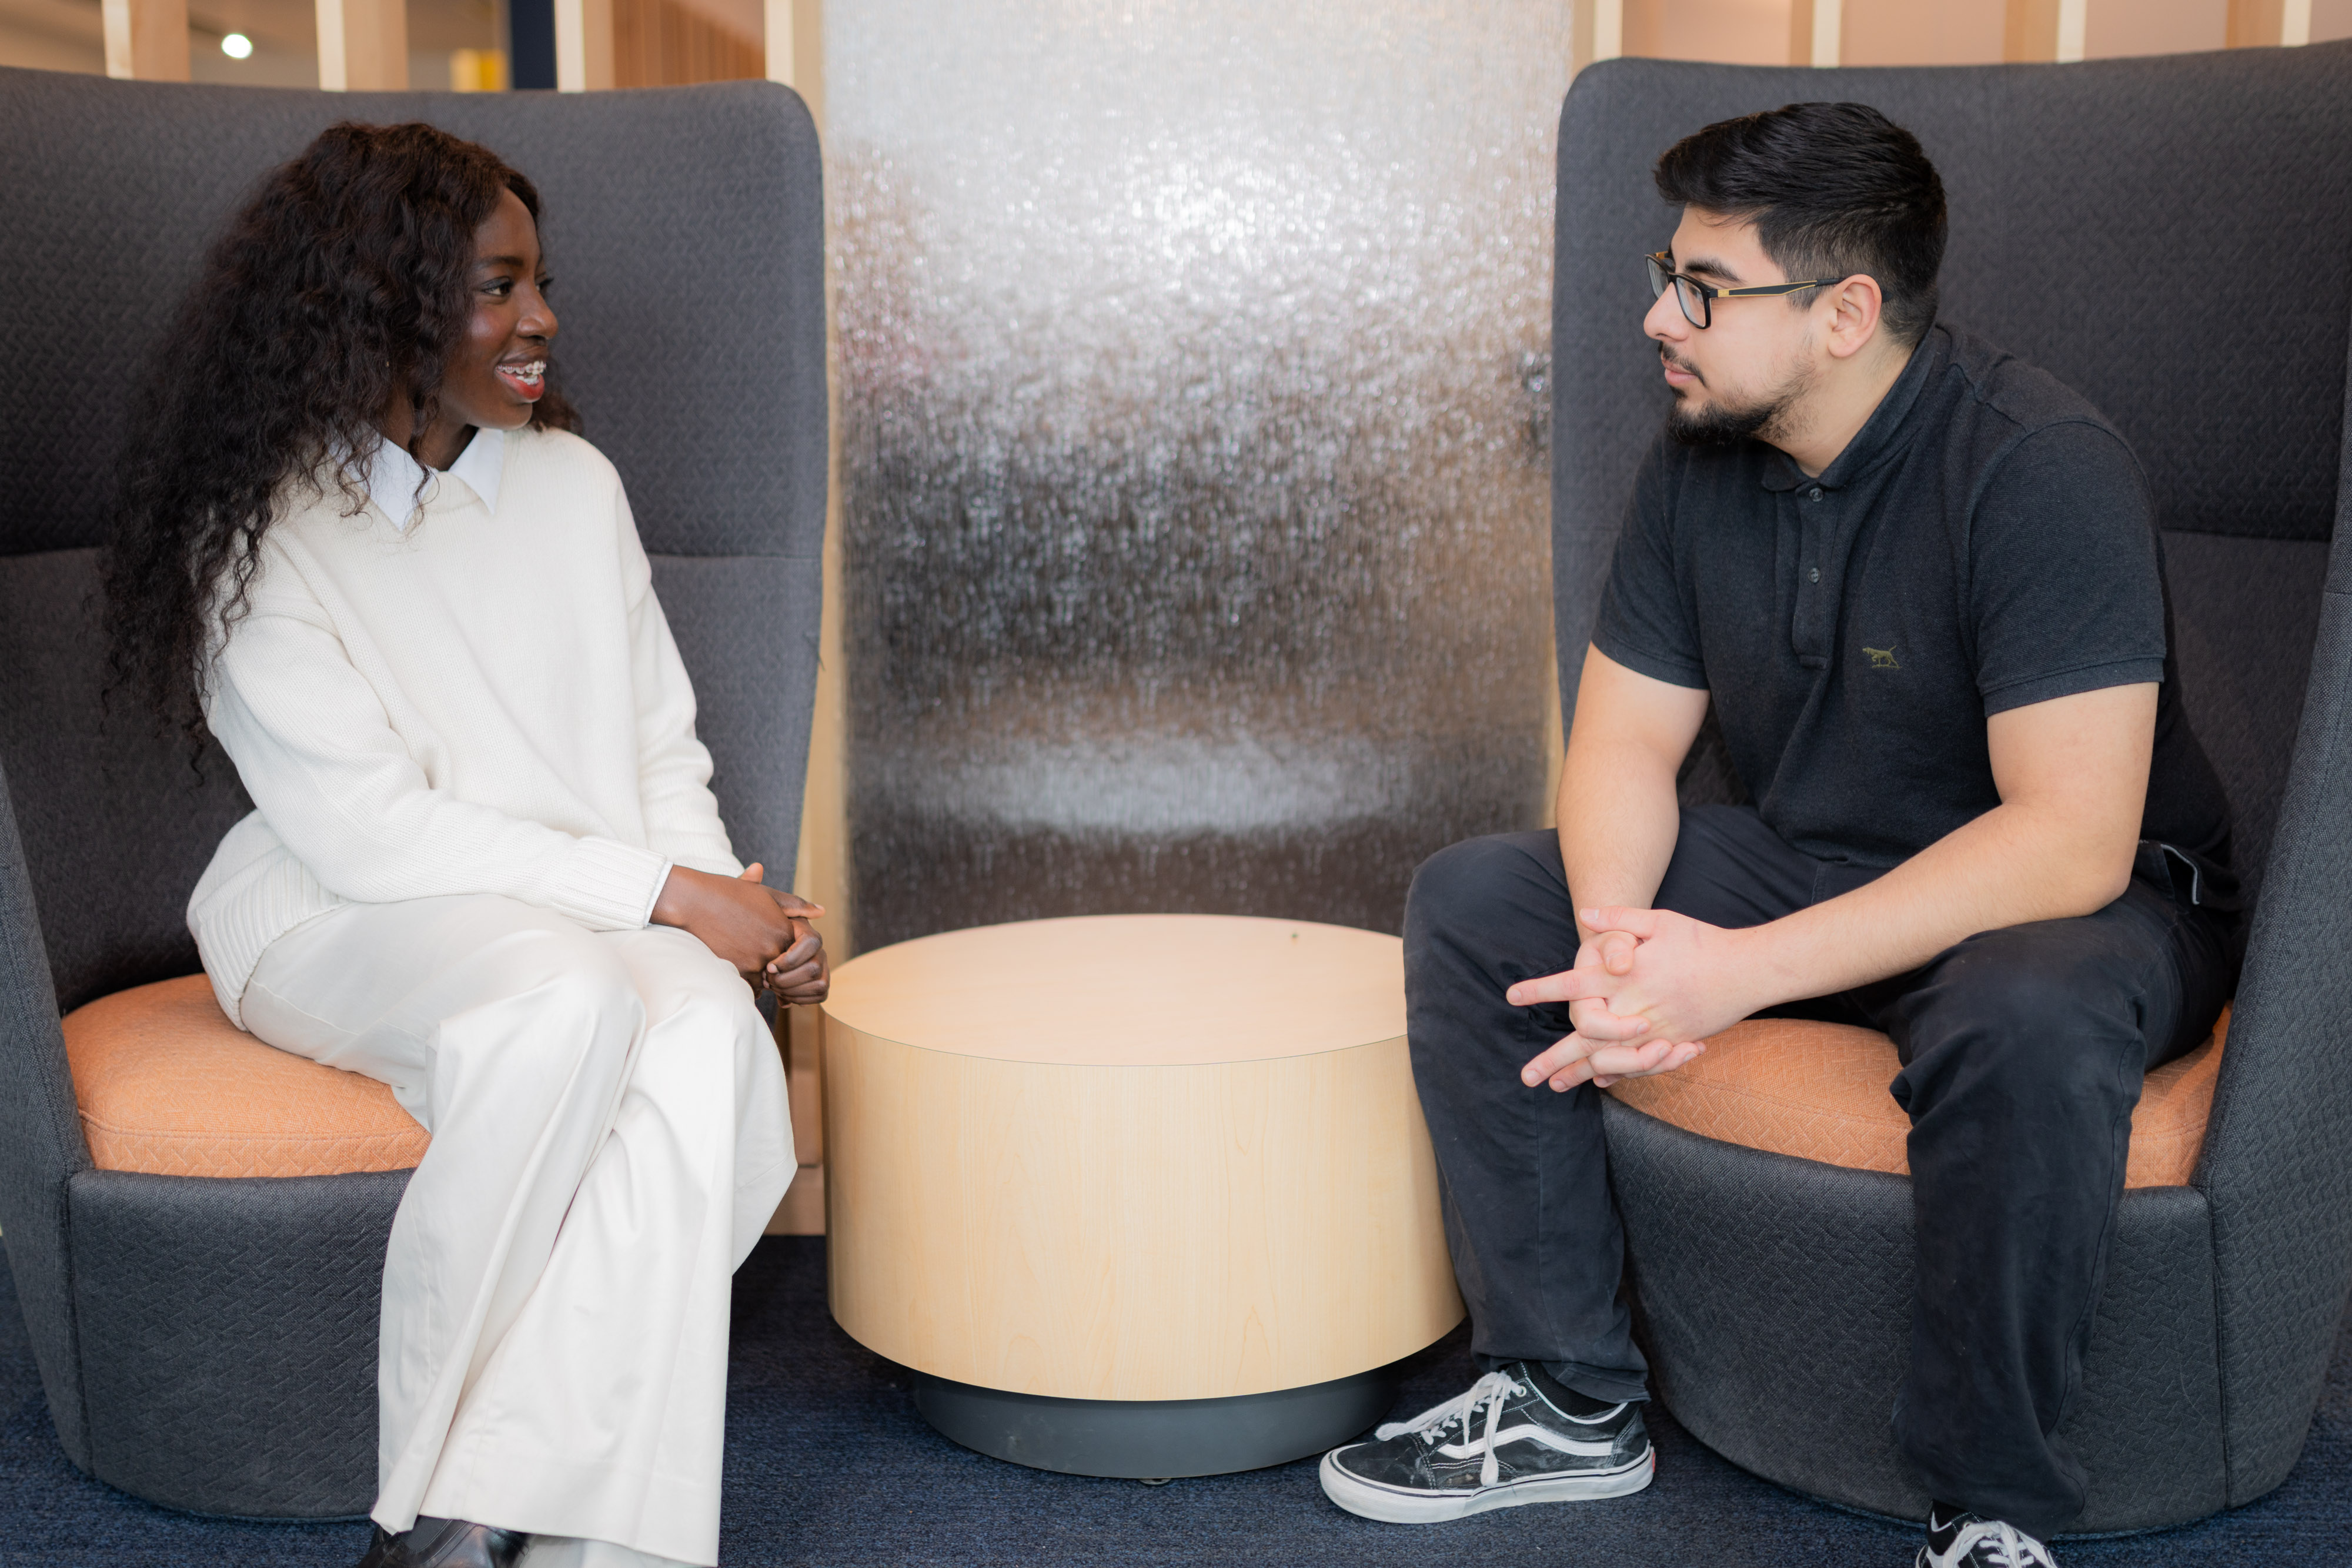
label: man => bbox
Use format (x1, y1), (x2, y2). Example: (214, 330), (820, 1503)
(1317, 102), (2234, 1568)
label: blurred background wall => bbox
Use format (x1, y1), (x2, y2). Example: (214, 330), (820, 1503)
(14, 1), (2348, 193)
(827, 1), (1566, 949)
(0, 0), (771, 87)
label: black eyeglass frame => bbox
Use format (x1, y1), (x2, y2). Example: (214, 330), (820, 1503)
(1645, 250), (1845, 329)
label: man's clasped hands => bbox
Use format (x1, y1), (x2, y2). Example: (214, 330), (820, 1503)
(1506, 907), (1775, 1092)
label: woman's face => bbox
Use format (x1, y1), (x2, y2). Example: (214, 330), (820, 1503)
(437, 187), (559, 438)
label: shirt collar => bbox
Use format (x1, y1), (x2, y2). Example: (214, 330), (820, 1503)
(360, 427), (507, 529)
(1759, 322), (1944, 493)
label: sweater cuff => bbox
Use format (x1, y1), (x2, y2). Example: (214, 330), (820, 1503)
(544, 836), (671, 930)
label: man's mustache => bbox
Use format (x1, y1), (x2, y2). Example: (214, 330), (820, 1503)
(1659, 348), (1704, 384)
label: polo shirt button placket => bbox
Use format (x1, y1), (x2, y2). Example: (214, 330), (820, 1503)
(1793, 482), (1833, 667)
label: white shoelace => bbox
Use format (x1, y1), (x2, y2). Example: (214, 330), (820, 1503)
(1374, 1370), (1525, 1486)
(1941, 1518), (2057, 1568)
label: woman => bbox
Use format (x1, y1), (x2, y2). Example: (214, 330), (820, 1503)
(103, 122), (820, 1568)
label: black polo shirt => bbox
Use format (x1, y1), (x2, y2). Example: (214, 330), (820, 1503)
(1592, 320), (2233, 892)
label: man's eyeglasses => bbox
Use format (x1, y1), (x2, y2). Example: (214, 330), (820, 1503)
(1645, 251), (1843, 330)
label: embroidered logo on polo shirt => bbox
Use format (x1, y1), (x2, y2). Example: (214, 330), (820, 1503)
(1863, 646), (1900, 670)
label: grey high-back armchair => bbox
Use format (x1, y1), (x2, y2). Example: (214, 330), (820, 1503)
(1551, 44), (2352, 1532)
(0, 69), (827, 1517)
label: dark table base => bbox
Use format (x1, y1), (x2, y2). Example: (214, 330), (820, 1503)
(911, 1364), (1402, 1478)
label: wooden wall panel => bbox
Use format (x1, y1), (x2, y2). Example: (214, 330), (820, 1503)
(2086, 0), (2227, 56)
(554, 0), (613, 90)
(1847, 0), (2006, 64)
(102, 0), (189, 80)
(1789, 0), (1842, 66)
(1623, 0), (1789, 65)
(316, 0), (406, 89)
(612, 0), (760, 87)
(1575, 0), (1625, 72)
(2227, 0), (2313, 46)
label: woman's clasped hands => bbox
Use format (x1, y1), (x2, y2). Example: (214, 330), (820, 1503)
(652, 862), (830, 1004)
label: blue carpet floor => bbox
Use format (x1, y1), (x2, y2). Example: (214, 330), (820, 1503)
(4, 1236), (2348, 1566)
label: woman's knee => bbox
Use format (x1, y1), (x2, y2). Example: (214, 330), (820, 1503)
(450, 924), (643, 1076)
(627, 947), (783, 1132)
(631, 931), (760, 1028)
(509, 925), (635, 1000)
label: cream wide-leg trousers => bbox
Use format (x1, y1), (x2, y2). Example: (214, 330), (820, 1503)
(240, 893), (795, 1567)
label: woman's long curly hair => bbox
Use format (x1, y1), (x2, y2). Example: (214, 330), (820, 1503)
(103, 121), (580, 748)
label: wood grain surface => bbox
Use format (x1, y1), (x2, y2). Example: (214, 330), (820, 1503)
(821, 915), (1463, 1400)
(820, 912), (1408, 1066)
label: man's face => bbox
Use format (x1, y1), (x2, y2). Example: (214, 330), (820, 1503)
(1645, 206), (1819, 447)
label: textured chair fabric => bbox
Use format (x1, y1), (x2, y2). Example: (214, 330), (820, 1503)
(0, 69), (826, 1516)
(1551, 44), (2352, 1531)
(1606, 1011), (2224, 1189)
(1602, 1108), (2232, 1527)
(65, 977), (430, 1178)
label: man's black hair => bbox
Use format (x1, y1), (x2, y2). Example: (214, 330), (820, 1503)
(1654, 101), (1946, 346)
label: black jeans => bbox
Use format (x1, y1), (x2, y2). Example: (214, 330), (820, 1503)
(1402, 805), (2234, 1538)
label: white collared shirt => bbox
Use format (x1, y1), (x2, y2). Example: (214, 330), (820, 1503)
(360, 426), (507, 529)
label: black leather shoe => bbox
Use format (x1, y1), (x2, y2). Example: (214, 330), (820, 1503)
(353, 1517), (527, 1568)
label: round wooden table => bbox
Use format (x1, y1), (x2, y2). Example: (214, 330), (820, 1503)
(820, 913), (1464, 1477)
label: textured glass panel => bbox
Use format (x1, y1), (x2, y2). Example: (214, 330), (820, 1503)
(831, 1), (1569, 948)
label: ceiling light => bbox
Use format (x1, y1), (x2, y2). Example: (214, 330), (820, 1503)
(221, 32), (253, 58)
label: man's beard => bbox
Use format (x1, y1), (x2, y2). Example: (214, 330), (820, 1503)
(1662, 352), (1813, 449)
(1666, 393), (1779, 447)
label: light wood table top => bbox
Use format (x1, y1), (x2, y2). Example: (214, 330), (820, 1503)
(820, 912), (1406, 1065)
(820, 912), (1462, 1403)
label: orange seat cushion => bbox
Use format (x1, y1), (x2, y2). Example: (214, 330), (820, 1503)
(64, 975), (429, 1178)
(1605, 1005), (2228, 1190)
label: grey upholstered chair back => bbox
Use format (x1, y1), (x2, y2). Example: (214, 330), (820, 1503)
(1552, 43), (2352, 1510)
(0, 69), (824, 1501)
(0, 69), (827, 1014)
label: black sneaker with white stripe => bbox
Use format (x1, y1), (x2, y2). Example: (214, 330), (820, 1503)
(1919, 1504), (2059, 1567)
(1318, 1364), (1653, 1523)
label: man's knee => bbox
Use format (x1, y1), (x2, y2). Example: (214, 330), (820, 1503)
(1406, 831), (1567, 947)
(1897, 938), (2141, 1110)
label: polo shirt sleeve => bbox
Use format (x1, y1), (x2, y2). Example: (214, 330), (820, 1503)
(1592, 440), (1709, 690)
(1969, 420), (2168, 717)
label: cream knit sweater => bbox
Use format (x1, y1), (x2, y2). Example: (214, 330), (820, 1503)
(188, 425), (740, 1027)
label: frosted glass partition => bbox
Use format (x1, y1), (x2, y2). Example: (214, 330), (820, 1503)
(830, 2), (1570, 948)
